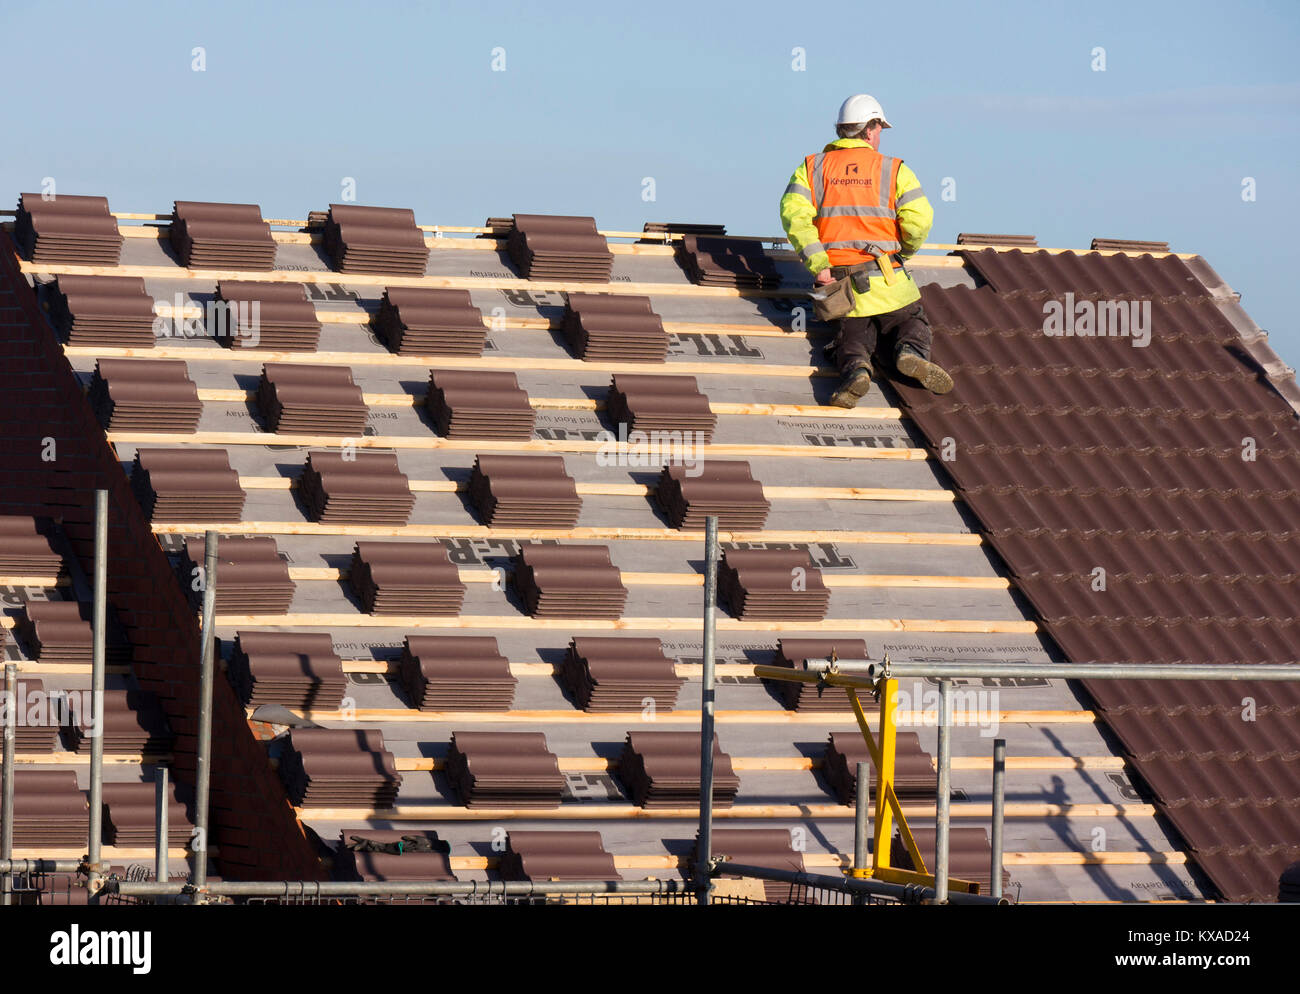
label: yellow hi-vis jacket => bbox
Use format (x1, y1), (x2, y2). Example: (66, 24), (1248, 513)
(780, 137), (933, 318)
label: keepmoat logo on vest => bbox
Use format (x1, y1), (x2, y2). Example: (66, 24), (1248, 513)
(49, 927), (152, 974)
(1042, 293), (1152, 348)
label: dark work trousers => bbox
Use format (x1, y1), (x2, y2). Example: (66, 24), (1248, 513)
(830, 300), (934, 375)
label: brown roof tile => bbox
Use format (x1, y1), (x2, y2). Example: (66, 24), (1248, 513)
(397, 635), (516, 711)
(171, 200), (276, 270)
(15, 193), (123, 265)
(891, 257), (1300, 902)
(322, 204), (429, 276)
(372, 286), (485, 355)
(500, 830), (622, 881)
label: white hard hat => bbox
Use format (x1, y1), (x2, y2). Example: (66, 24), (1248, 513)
(837, 94), (891, 129)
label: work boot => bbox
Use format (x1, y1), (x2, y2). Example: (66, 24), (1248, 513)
(895, 345), (953, 395)
(829, 362), (873, 408)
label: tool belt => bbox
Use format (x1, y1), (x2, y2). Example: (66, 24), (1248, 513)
(831, 253), (903, 290)
(811, 253), (902, 322)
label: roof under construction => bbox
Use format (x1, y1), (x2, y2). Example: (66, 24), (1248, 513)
(1, 198), (1297, 904)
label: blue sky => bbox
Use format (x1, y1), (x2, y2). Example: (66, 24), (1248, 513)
(3, 0), (1297, 362)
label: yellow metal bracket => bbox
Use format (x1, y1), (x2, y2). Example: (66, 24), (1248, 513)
(755, 651), (979, 896)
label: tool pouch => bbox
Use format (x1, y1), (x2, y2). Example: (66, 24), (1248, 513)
(810, 274), (855, 322)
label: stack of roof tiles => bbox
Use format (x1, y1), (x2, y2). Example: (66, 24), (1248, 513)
(560, 637), (685, 712)
(89, 358), (201, 432)
(0, 771), (87, 846)
(45, 275), (155, 347)
(499, 831), (621, 881)
(322, 204), (430, 276)
(719, 548), (829, 621)
(561, 292), (668, 362)
(334, 830), (455, 883)
(481, 216), (515, 236)
(170, 201), (276, 269)
(7, 678), (63, 752)
(14, 193), (123, 264)
(655, 461), (769, 530)
(696, 828), (809, 904)
(256, 363), (367, 435)
(955, 232), (1038, 247)
(467, 455), (582, 528)
(821, 731), (935, 805)
(512, 543), (628, 619)
(618, 731), (739, 808)
(893, 247), (1300, 902)
(605, 373), (716, 442)
(348, 541), (465, 615)
(767, 639), (867, 711)
(213, 281), (321, 351)
(892, 827), (1009, 895)
(371, 287), (486, 355)
(177, 536), (295, 614)
(676, 235), (781, 289)
(0, 516), (62, 574)
(640, 221), (727, 243)
(14, 602), (91, 665)
(298, 450), (414, 525)
(507, 213), (613, 282)
(279, 729), (402, 808)
(66, 689), (173, 755)
(1091, 237), (1169, 252)
(397, 635), (517, 711)
(228, 631), (347, 710)
(131, 448), (246, 523)
(425, 369), (536, 439)
(101, 781), (193, 847)
(444, 731), (564, 809)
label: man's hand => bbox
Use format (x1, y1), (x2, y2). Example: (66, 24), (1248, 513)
(813, 269), (835, 287)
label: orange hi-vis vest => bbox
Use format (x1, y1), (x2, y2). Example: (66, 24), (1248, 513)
(804, 145), (904, 269)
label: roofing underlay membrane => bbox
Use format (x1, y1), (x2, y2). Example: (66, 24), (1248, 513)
(3, 200), (1299, 903)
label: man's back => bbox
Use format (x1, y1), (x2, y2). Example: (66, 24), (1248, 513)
(777, 94), (952, 406)
(780, 136), (933, 318)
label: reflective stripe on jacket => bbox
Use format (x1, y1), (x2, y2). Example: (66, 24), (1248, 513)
(780, 137), (934, 318)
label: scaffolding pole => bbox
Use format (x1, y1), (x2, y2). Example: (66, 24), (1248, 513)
(0, 859), (83, 874)
(192, 531), (218, 888)
(110, 877), (691, 901)
(853, 761), (868, 871)
(853, 760), (869, 906)
(796, 659), (1300, 683)
(87, 489), (108, 902)
(694, 515), (719, 906)
(1, 663), (14, 906)
(935, 678), (951, 905)
(991, 738), (1006, 900)
(155, 764), (169, 886)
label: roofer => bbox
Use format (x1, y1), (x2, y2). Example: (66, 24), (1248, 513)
(780, 94), (953, 407)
